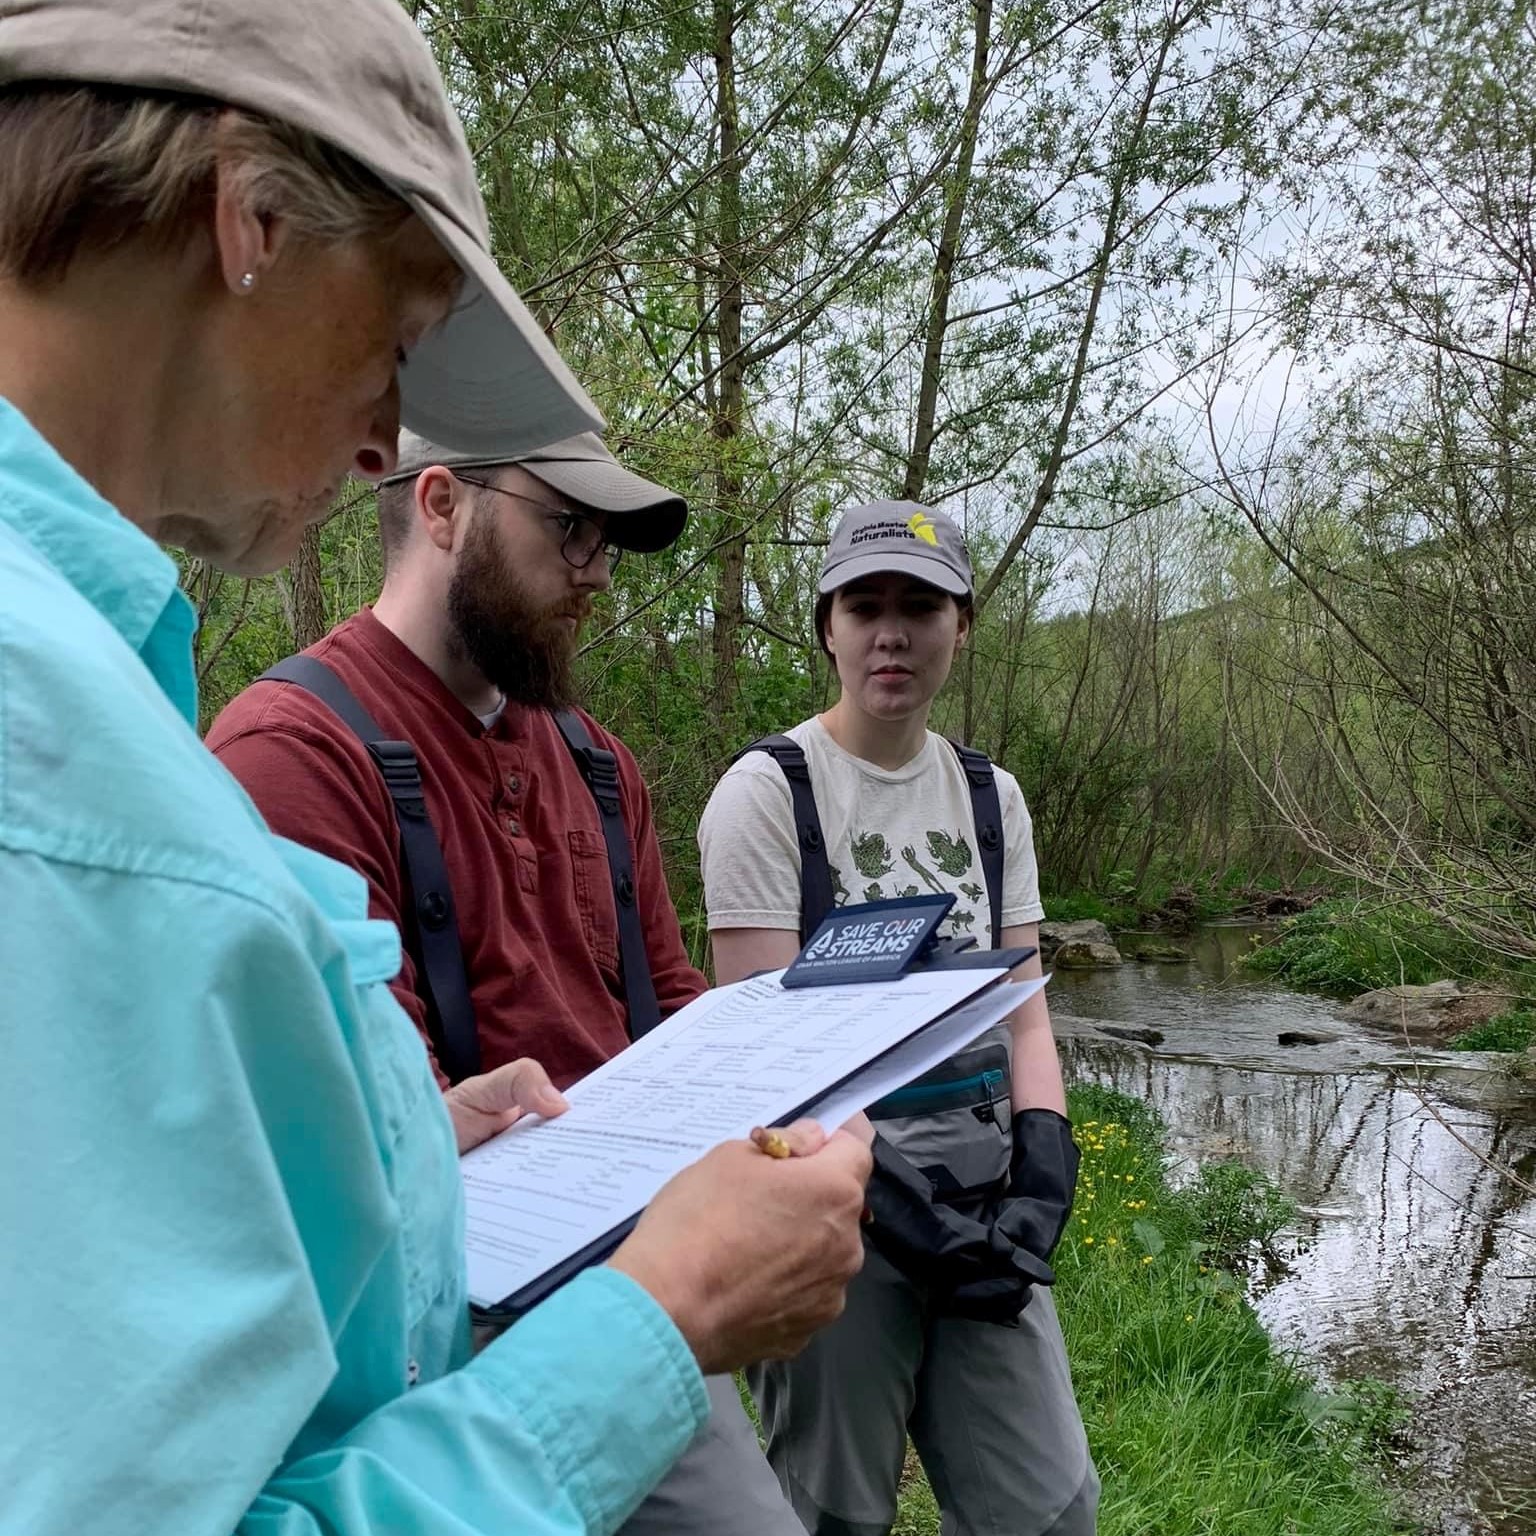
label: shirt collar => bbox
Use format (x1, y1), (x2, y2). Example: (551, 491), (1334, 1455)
(352, 607), (530, 741)
(0, 397), (197, 724)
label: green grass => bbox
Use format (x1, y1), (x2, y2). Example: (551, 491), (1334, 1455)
(1042, 868), (1336, 933)
(1042, 891), (1141, 929)
(1450, 1006), (1536, 1052)
(1242, 897), (1485, 995)
(1171, 1158), (1295, 1268)
(891, 1084), (1409, 1535)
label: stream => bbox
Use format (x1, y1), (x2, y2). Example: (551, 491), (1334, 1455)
(1049, 922), (1536, 1535)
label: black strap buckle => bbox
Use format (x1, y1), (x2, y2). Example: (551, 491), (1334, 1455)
(575, 745), (622, 815)
(953, 744), (993, 789)
(368, 740), (428, 817)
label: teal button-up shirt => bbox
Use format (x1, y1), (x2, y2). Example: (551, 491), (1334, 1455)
(0, 398), (707, 1535)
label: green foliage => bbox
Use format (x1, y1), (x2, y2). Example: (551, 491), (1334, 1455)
(1238, 0), (1536, 973)
(1244, 899), (1484, 996)
(1042, 892), (1134, 926)
(1293, 1378), (1413, 1464)
(176, 0), (1536, 1004)
(1064, 1082), (1167, 1152)
(1042, 871), (1334, 934)
(1169, 1161), (1295, 1270)
(1450, 1007), (1536, 1054)
(894, 1085), (1403, 1534)
(1041, 892), (1147, 930)
(1056, 1088), (1401, 1531)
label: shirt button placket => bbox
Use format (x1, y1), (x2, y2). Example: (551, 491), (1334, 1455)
(500, 758), (523, 838)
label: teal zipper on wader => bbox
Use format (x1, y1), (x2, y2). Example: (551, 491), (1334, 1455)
(868, 1066), (1006, 1121)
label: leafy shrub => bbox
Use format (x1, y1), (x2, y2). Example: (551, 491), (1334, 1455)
(1450, 1007), (1536, 1053)
(1170, 1160), (1296, 1268)
(1243, 898), (1480, 995)
(1293, 1377), (1414, 1464)
(1041, 892), (1139, 928)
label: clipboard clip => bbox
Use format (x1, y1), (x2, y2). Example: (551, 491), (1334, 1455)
(781, 894), (1037, 989)
(908, 930), (1038, 975)
(919, 933), (979, 964)
(783, 893), (960, 988)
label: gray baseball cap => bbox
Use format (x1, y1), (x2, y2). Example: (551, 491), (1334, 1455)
(0, 0), (602, 461)
(819, 500), (973, 598)
(381, 428), (689, 553)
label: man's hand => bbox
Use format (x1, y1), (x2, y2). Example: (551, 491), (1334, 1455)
(446, 1058), (569, 1154)
(608, 1121), (871, 1375)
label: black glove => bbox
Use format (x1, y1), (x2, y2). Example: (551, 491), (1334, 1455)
(987, 1108), (1081, 1263)
(864, 1135), (1056, 1326)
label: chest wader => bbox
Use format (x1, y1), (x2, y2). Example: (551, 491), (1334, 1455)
(260, 655), (661, 1083)
(738, 734), (1014, 1202)
(734, 736), (1098, 1536)
(259, 659), (820, 1536)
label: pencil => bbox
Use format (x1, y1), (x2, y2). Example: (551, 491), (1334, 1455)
(751, 1126), (793, 1159)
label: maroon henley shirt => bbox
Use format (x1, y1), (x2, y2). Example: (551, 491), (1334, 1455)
(207, 608), (707, 1088)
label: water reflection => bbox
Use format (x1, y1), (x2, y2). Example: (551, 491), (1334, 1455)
(1051, 927), (1536, 1535)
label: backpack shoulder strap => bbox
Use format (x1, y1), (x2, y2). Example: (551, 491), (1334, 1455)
(949, 740), (1004, 950)
(552, 708), (661, 1039)
(258, 655), (481, 1083)
(735, 734), (835, 943)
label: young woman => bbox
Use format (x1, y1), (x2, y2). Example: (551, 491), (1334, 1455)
(700, 500), (1099, 1536)
(0, 4), (867, 1532)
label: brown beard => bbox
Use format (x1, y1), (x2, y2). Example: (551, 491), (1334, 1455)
(446, 505), (584, 710)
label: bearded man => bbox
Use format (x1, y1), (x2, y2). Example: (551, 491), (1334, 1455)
(208, 430), (806, 1534)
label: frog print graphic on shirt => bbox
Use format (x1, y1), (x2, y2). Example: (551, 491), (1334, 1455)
(851, 831), (895, 881)
(843, 825), (980, 936)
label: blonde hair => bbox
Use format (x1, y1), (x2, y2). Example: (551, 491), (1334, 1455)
(0, 84), (411, 284)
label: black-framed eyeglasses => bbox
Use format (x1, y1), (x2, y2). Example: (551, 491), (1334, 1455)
(456, 476), (623, 572)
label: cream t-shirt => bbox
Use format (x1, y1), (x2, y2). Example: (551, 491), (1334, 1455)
(698, 717), (1044, 945)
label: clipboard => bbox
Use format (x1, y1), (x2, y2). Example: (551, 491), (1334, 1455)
(473, 933), (1038, 1320)
(466, 909), (1038, 1320)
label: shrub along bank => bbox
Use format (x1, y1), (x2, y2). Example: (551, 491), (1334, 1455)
(1243, 895), (1535, 998)
(1041, 869), (1331, 935)
(1243, 897), (1536, 1056)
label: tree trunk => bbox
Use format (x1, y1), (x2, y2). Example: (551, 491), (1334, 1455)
(278, 523), (328, 652)
(974, 0), (1189, 613)
(709, 0), (747, 740)
(903, 0), (993, 502)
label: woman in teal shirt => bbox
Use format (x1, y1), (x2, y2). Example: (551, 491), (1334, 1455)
(0, 4), (868, 1534)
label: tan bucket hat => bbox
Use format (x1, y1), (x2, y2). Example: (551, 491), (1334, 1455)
(383, 429), (689, 553)
(0, 0), (603, 461)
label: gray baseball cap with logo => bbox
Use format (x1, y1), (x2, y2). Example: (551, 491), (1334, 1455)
(381, 428), (688, 553)
(819, 500), (974, 598)
(0, 0), (602, 461)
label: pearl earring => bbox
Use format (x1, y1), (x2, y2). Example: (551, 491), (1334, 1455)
(239, 272), (255, 290)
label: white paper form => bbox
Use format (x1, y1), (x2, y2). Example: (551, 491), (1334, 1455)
(803, 976), (1047, 1129)
(461, 965), (1007, 1307)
